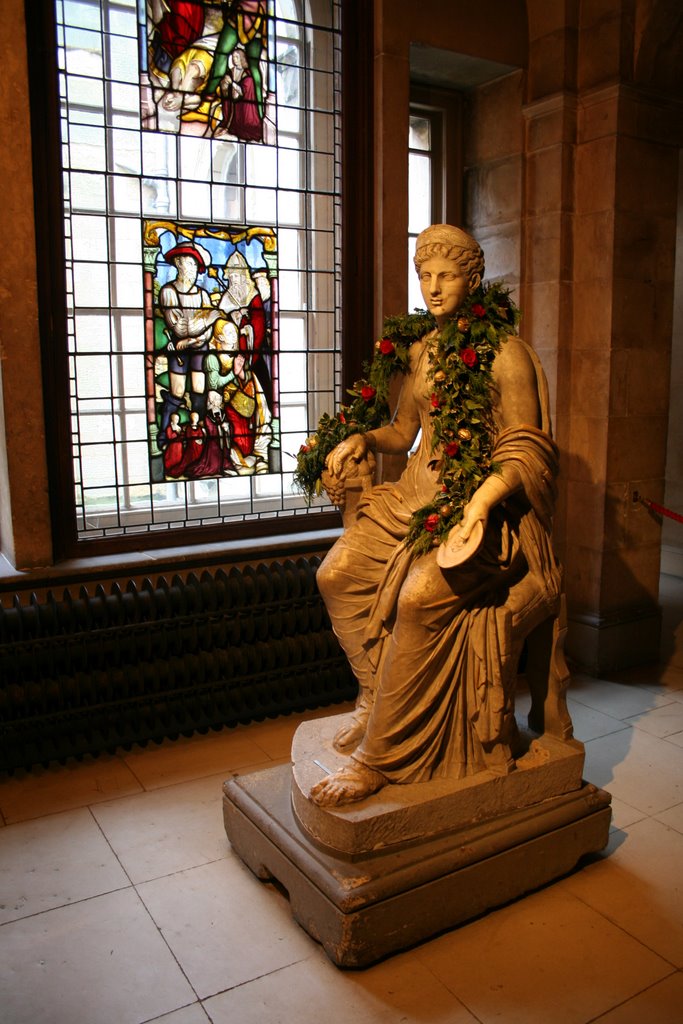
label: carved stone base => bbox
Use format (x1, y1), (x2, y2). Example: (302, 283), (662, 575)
(223, 760), (612, 968)
(291, 712), (587, 857)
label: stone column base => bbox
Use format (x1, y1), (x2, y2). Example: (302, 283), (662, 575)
(566, 608), (662, 674)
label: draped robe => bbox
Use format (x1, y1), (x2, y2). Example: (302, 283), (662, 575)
(316, 334), (562, 782)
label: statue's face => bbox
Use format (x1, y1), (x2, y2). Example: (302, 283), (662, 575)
(418, 256), (470, 324)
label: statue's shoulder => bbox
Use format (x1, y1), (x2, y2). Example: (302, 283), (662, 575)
(493, 335), (537, 386)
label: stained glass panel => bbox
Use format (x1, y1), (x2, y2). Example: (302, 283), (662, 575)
(144, 221), (279, 480)
(55, 0), (342, 540)
(141, 1), (275, 144)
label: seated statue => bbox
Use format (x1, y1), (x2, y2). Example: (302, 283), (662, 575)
(310, 224), (565, 807)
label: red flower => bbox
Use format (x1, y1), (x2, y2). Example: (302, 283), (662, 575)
(445, 441), (460, 458)
(461, 347), (478, 368)
(424, 513), (440, 533)
(471, 303), (486, 318)
(339, 411), (346, 423)
(430, 392), (441, 408)
(299, 444), (309, 454)
(379, 338), (395, 355)
(361, 385), (376, 401)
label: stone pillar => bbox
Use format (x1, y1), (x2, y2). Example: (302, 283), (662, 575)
(0, 4), (53, 569)
(522, 1), (580, 559)
(520, 89), (577, 572)
(373, 0), (411, 326)
(523, 0), (682, 671)
(564, 82), (679, 670)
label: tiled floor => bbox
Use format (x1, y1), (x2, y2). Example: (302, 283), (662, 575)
(1, 574), (682, 1024)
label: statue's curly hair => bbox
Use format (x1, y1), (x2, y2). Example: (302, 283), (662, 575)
(413, 224), (485, 283)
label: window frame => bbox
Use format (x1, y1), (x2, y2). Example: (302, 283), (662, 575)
(409, 83), (463, 226)
(29, 0), (373, 559)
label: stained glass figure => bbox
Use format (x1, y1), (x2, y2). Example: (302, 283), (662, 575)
(141, 1), (274, 142)
(144, 221), (279, 481)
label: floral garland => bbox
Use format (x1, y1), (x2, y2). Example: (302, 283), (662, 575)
(294, 283), (520, 554)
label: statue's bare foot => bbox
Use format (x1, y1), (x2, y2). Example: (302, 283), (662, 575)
(333, 710), (369, 752)
(309, 759), (386, 806)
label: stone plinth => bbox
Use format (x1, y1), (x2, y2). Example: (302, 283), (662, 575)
(223, 713), (612, 968)
(291, 712), (586, 857)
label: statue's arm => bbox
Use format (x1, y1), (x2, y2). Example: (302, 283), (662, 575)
(458, 337), (540, 539)
(326, 343), (421, 480)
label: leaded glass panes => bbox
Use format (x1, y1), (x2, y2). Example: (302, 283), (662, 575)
(56, 0), (342, 540)
(141, 1), (275, 144)
(144, 221), (278, 480)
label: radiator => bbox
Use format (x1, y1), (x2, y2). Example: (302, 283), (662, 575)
(0, 557), (356, 772)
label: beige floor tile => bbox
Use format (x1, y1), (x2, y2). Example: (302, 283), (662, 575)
(607, 795), (648, 832)
(664, 729), (683, 748)
(92, 773), (229, 884)
(137, 857), (314, 998)
(0, 755), (143, 824)
(567, 699), (630, 743)
(654, 801), (683, 834)
(246, 703), (354, 761)
(203, 947), (479, 1024)
(625, 700), (683, 737)
(241, 714), (306, 761)
(120, 727), (272, 789)
(0, 807), (130, 924)
(583, 726), (683, 814)
(570, 674), (672, 720)
(0, 888), (195, 1024)
(591, 971), (683, 1023)
(146, 1006), (211, 1024)
(563, 817), (683, 967)
(413, 887), (670, 1024)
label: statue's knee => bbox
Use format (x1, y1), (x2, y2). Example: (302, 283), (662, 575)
(316, 556), (335, 600)
(396, 581), (425, 622)
(316, 548), (347, 600)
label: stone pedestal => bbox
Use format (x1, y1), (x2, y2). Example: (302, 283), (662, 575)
(223, 712), (611, 967)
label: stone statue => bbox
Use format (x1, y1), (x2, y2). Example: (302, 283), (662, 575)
(310, 224), (565, 807)
(223, 225), (609, 967)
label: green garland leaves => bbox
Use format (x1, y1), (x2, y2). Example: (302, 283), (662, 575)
(294, 282), (520, 553)
(292, 310), (432, 498)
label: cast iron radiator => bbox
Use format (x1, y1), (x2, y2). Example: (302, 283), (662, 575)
(0, 557), (356, 772)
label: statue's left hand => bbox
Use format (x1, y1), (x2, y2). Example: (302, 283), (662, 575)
(458, 499), (488, 542)
(437, 499), (487, 569)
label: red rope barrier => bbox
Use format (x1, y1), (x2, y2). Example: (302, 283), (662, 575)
(638, 495), (683, 525)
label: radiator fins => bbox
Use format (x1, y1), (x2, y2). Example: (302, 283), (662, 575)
(0, 558), (355, 772)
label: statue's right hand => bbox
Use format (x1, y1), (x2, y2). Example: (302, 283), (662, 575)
(325, 433), (368, 478)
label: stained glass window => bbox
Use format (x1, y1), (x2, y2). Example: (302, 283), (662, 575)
(55, 0), (341, 540)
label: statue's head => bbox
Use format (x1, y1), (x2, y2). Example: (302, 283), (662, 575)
(413, 224), (484, 293)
